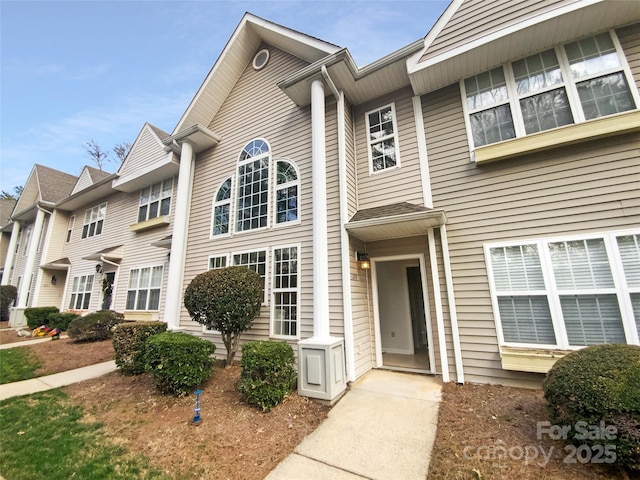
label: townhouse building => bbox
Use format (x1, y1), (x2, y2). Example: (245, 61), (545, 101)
(3, 0), (639, 402)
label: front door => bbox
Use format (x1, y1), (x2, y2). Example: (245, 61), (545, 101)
(101, 272), (115, 311)
(373, 256), (432, 373)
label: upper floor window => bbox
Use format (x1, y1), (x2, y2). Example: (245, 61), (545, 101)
(212, 177), (232, 236)
(22, 224), (32, 255)
(138, 179), (173, 223)
(82, 202), (107, 239)
(485, 231), (640, 350)
(275, 160), (299, 225)
(126, 266), (163, 310)
(462, 31), (637, 148)
(236, 139), (270, 232)
(366, 104), (400, 173)
(66, 216), (75, 243)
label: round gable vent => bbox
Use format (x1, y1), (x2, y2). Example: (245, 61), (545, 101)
(253, 49), (270, 70)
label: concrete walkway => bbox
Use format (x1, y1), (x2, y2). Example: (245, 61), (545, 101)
(266, 369), (442, 480)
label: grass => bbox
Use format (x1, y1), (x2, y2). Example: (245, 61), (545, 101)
(0, 347), (41, 384)
(0, 389), (168, 480)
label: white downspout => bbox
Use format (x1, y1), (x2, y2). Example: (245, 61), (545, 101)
(427, 228), (450, 382)
(322, 66), (355, 381)
(440, 224), (464, 383)
(164, 140), (195, 330)
(1, 221), (21, 285)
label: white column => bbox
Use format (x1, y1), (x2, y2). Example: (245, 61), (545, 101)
(1, 221), (21, 285)
(164, 140), (194, 330)
(311, 78), (330, 339)
(17, 209), (46, 308)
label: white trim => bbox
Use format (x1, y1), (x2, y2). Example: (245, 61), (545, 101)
(365, 102), (401, 176)
(440, 225), (464, 384)
(270, 243), (301, 340)
(428, 228), (450, 382)
(412, 95), (433, 208)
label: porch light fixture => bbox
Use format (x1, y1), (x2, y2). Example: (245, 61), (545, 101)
(95, 263), (103, 274)
(51, 275), (57, 285)
(356, 251), (370, 270)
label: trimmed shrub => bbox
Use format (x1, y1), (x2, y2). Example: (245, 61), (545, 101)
(45, 312), (79, 331)
(0, 285), (17, 321)
(113, 321), (167, 375)
(238, 341), (297, 412)
(184, 266), (262, 366)
(24, 306), (59, 329)
(144, 332), (215, 395)
(543, 344), (640, 472)
(67, 310), (124, 342)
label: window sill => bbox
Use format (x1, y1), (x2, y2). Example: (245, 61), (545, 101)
(474, 110), (640, 164)
(501, 347), (571, 373)
(129, 216), (170, 232)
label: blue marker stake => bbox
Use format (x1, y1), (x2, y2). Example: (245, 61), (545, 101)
(193, 389), (203, 425)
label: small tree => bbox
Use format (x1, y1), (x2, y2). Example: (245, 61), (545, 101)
(184, 266), (262, 366)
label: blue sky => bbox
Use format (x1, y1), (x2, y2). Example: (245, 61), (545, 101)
(1, 0), (449, 194)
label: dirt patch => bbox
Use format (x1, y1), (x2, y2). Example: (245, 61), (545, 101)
(64, 365), (330, 479)
(427, 382), (627, 479)
(0, 321), (36, 344)
(30, 338), (115, 376)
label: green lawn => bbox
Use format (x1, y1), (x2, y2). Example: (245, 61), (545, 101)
(0, 347), (41, 384)
(0, 389), (168, 480)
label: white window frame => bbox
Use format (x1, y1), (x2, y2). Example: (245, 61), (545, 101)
(66, 215), (75, 243)
(365, 103), (401, 175)
(81, 202), (107, 239)
(125, 265), (164, 311)
(138, 178), (173, 223)
(485, 229), (640, 351)
(274, 159), (301, 227)
(202, 254), (230, 334)
(235, 139), (271, 234)
(68, 274), (94, 311)
(211, 176), (234, 238)
(14, 229), (22, 255)
(270, 244), (300, 339)
(461, 30), (640, 152)
(232, 248), (268, 305)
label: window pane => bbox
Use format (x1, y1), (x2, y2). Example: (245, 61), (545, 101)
(160, 198), (171, 216)
(139, 267), (151, 288)
(617, 235), (640, 287)
(138, 205), (148, 223)
(550, 239), (613, 289)
(276, 186), (298, 223)
(126, 291), (136, 310)
(498, 296), (556, 344)
(577, 73), (634, 120)
(470, 105), (515, 147)
(148, 202), (159, 219)
(148, 289), (160, 310)
(150, 266), (163, 288)
(520, 88), (573, 134)
(465, 68), (509, 111)
(514, 49), (563, 96)
(276, 161), (297, 184)
(216, 178), (232, 201)
(566, 33), (620, 79)
(490, 245), (544, 290)
(237, 159), (269, 231)
(561, 294), (625, 346)
(136, 290), (148, 310)
(631, 293), (640, 340)
(82, 293), (91, 310)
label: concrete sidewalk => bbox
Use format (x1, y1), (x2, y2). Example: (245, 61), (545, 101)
(0, 360), (117, 401)
(266, 369), (442, 480)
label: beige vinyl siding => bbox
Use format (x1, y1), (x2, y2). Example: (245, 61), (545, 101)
(61, 188), (174, 317)
(34, 210), (70, 308)
(349, 237), (374, 379)
(619, 23), (640, 85)
(118, 126), (169, 179)
(354, 87), (425, 210)
(41, 210), (70, 264)
(71, 169), (94, 195)
(420, 0), (567, 63)
(344, 98), (358, 218)
(181, 45), (348, 358)
(423, 78), (640, 387)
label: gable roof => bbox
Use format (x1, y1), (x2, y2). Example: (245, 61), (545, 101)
(70, 166), (113, 195)
(0, 198), (17, 228)
(407, 0), (640, 95)
(12, 164), (77, 220)
(173, 13), (341, 133)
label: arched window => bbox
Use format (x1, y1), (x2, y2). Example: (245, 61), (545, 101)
(236, 139), (270, 232)
(275, 160), (299, 224)
(212, 176), (232, 236)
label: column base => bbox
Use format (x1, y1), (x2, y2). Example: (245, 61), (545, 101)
(9, 308), (27, 328)
(298, 336), (346, 403)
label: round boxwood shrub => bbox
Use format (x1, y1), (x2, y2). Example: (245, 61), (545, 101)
(45, 312), (79, 331)
(543, 344), (640, 472)
(24, 306), (59, 329)
(113, 321), (167, 375)
(184, 266), (262, 366)
(67, 310), (124, 342)
(238, 341), (297, 412)
(144, 332), (215, 396)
